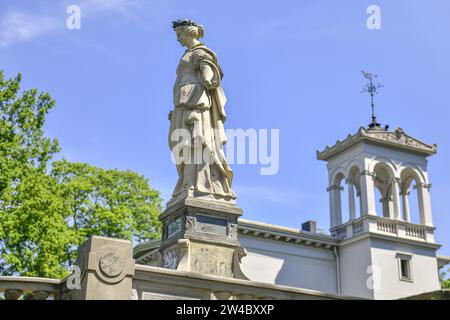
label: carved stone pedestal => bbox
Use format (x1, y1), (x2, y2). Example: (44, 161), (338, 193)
(70, 236), (135, 300)
(158, 197), (248, 279)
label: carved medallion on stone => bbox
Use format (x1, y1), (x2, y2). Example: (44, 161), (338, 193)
(99, 251), (126, 278)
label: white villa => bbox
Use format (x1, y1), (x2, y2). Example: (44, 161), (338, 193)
(135, 122), (450, 300)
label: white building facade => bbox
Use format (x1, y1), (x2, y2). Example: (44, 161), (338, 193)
(135, 124), (450, 300)
(317, 125), (440, 299)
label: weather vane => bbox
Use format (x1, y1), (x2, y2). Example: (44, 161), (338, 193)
(361, 71), (384, 129)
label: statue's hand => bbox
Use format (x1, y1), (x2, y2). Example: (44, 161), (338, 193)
(168, 110), (173, 121)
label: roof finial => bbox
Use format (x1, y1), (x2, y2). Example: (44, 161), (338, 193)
(361, 71), (384, 130)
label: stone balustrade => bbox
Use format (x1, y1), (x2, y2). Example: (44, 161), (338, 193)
(1, 236), (350, 300)
(0, 236), (357, 300)
(331, 215), (435, 243)
(405, 225), (426, 240)
(376, 219), (397, 234)
(0, 276), (62, 300)
(132, 264), (349, 300)
(352, 220), (364, 235)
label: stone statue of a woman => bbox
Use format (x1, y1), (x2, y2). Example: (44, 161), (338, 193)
(168, 19), (236, 206)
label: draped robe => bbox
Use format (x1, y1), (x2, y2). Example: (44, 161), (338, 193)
(169, 44), (236, 200)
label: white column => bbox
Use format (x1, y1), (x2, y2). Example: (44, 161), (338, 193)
(328, 185), (343, 227)
(392, 178), (402, 220)
(328, 187), (336, 228)
(401, 191), (411, 222)
(334, 186), (343, 226)
(381, 197), (391, 218)
(347, 179), (356, 220)
(415, 183), (433, 226)
(357, 191), (363, 217)
(360, 170), (377, 216)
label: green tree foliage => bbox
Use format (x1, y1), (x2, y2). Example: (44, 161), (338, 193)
(51, 159), (162, 265)
(0, 72), (162, 278)
(440, 267), (450, 289)
(0, 72), (71, 277)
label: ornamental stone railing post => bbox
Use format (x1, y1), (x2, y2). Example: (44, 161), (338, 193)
(70, 236), (135, 300)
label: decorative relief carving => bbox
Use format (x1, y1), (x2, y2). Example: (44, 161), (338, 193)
(229, 223), (238, 238)
(235, 247), (247, 262)
(195, 214), (227, 235)
(185, 215), (195, 232)
(326, 185), (344, 192)
(191, 247), (231, 276)
(395, 127), (404, 139)
(99, 251), (126, 278)
(413, 183), (432, 190)
(93, 245), (133, 284)
(163, 248), (179, 269)
(365, 128), (433, 151)
(318, 126), (436, 159)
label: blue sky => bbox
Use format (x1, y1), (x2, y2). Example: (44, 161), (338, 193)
(1, 0), (449, 256)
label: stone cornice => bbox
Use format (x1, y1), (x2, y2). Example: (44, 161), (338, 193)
(437, 255), (450, 268)
(134, 217), (439, 262)
(134, 219), (340, 261)
(237, 219), (338, 250)
(317, 127), (437, 161)
(134, 239), (161, 260)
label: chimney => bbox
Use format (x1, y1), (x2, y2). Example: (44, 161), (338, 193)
(301, 220), (317, 233)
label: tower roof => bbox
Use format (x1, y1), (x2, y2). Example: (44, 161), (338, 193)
(317, 126), (437, 161)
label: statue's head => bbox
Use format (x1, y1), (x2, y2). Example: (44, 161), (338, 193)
(172, 19), (204, 48)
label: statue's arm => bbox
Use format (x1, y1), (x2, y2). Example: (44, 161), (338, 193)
(191, 50), (218, 90)
(199, 63), (215, 89)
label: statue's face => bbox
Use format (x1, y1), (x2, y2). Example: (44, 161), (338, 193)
(175, 28), (191, 47)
